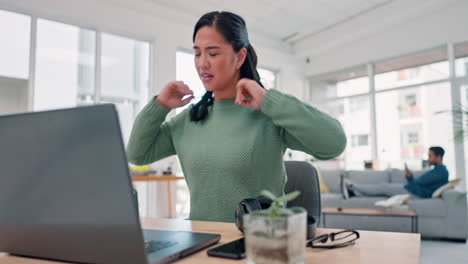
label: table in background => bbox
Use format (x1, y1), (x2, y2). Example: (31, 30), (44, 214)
(132, 174), (185, 218)
(322, 207), (418, 233)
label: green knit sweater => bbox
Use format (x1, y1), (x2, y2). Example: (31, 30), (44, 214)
(127, 89), (346, 222)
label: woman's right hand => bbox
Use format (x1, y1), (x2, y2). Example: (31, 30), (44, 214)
(156, 81), (195, 109)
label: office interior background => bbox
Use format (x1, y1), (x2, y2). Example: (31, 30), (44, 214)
(0, 0), (467, 229)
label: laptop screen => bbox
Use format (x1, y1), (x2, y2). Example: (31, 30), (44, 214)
(0, 105), (147, 264)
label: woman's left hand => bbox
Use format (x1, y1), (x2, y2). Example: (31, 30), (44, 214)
(235, 78), (267, 110)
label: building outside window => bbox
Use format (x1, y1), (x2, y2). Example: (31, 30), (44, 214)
(351, 134), (369, 147)
(310, 66), (371, 170)
(310, 47), (457, 178)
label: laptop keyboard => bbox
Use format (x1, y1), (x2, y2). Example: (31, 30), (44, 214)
(144, 240), (178, 253)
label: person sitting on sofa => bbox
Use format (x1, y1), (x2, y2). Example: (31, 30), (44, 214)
(341, 146), (449, 199)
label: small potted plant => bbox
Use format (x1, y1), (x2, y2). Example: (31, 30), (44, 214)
(243, 190), (307, 264)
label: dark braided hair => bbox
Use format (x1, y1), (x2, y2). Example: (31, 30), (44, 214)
(190, 11), (264, 122)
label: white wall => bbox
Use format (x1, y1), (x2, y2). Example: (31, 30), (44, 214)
(303, 0), (468, 77)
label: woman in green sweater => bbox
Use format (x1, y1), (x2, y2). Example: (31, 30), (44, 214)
(127, 11), (346, 223)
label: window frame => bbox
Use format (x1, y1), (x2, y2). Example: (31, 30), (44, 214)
(308, 42), (468, 187)
(0, 7), (153, 115)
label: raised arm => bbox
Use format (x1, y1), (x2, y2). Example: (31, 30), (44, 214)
(126, 99), (175, 165)
(260, 89), (347, 160)
(127, 81), (195, 165)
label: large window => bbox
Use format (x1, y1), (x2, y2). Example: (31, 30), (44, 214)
(310, 66), (371, 170)
(375, 82), (455, 177)
(0, 8), (153, 216)
(316, 95), (372, 170)
(258, 67), (276, 90)
(375, 61), (449, 90)
(455, 41), (468, 77)
(34, 19), (95, 111)
(462, 85), (468, 189)
(309, 66), (368, 102)
(100, 33), (150, 144)
(0, 10), (31, 79)
(0, 10), (31, 115)
(32, 19), (150, 145)
(375, 48), (449, 90)
(309, 46), (460, 178)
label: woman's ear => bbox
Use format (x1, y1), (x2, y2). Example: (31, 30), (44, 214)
(236, 47), (247, 70)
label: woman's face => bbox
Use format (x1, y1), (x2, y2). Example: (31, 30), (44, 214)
(193, 26), (246, 92)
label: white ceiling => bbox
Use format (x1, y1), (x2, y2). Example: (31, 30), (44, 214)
(145, 0), (391, 43)
(105, 0), (461, 57)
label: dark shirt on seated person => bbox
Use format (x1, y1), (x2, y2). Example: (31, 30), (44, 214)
(404, 164), (448, 198)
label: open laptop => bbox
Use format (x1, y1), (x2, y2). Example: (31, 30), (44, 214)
(0, 104), (220, 264)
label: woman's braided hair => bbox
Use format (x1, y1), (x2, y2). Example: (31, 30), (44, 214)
(190, 11), (264, 121)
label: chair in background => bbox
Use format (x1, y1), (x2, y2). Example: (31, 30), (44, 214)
(284, 161), (321, 225)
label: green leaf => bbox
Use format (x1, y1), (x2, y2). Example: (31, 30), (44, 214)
(269, 207), (278, 217)
(261, 190), (302, 218)
(276, 208), (294, 216)
(289, 206), (306, 214)
(275, 191), (301, 203)
(260, 190), (277, 201)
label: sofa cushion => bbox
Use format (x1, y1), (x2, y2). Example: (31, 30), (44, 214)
(432, 178), (460, 198)
(321, 193), (344, 203)
(408, 198), (447, 217)
(347, 170), (389, 184)
(320, 170), (344, 193)
(390, 169), (428, 183)
(316, 168), (331, 193)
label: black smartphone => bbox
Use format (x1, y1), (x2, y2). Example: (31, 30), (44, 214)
(207, 237), (245, 259)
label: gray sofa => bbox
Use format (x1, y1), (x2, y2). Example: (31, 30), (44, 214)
(320, 168), (468, 241)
